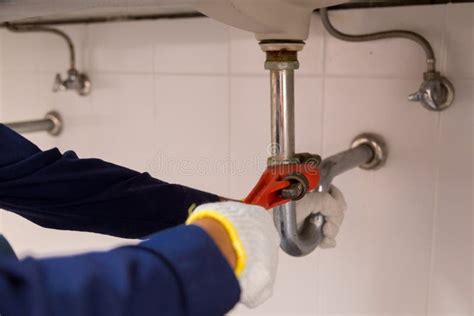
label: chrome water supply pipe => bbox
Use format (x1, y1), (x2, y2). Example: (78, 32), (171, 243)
(320, 7), (455, 112)
(5, 111), (63, 136)
(6, 24), (91, 96)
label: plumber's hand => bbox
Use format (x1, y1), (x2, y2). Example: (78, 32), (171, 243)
(187, 201), (279, 308)
(296, 185), (347, 248)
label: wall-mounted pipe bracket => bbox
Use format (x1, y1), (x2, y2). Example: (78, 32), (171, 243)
(320, 7), (455, 112)
(6, 24), (91, 96)
(5, 111), (64, 136)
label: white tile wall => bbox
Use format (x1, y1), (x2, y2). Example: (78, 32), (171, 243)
(86, 21), (155, 73)
(0, 3), (473, 315)
(153, 74), (230, 196)
(229, 75), (270, 197)
(89, 73), (155, 170)
(427, 79), (473, 315)
(320, 77), (439, 315)
(154, 18), (230, 75)
(444, 4), (474, 80)
(2, 30), (39, 72)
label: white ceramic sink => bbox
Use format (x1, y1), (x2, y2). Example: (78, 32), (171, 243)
(0, 0), (350, 40)
(196, 0), (350, 40)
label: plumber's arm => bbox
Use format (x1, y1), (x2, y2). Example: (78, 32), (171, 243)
(0, 224), (240, 316)
(0, 124), (221, 239)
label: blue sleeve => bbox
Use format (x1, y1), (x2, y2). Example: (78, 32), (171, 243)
(0, 124), (220, 238)
(0, 225), (241, 316)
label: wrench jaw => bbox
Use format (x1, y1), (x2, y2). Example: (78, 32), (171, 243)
(243, 152), (324, 257)
(243, 154), (321, 210)
(279, 153), (321, 201)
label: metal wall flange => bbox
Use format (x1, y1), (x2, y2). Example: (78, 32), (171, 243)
(5, 110), (64, 136)
(351, 133), (387, 170)
(44, 111), (64, 136)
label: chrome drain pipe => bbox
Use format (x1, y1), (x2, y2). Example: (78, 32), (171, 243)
(318, 133), (387, 193)
(261, 41), (387, 256)
(261, 41), (328, 256)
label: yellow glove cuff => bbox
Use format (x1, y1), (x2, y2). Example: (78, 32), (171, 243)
(186, 210), (247, 277)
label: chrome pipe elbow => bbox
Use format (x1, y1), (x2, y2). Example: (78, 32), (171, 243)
(275, 134), (387, 256)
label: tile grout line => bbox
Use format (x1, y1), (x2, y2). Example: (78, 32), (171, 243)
(151, 28), (159, 173)
(84, 24), (92, 115)
(316, 15), (329, 315)
(425, 113), (443, 316)
(57, 70), (474, 81)
(152, 32), (158, 129)
(425, 7), (449, 315)
(83, 24), (92, 112)
(227, 26), (232, 198)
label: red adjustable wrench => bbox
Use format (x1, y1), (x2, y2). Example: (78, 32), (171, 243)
(244, 155), (321, 209)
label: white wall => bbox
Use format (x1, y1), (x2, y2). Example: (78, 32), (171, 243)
(0, 3), (472, 315)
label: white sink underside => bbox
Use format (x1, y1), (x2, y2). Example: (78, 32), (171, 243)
(0, 0), (350, 40)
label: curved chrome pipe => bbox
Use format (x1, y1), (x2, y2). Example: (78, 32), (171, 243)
(319, 7), (435, 72)
(274, 201), (325, 256)
(275, 134), (386, 257)
(319, 7), (454, 112)
(318, 145), (373, 192)
(6, 24), (76, 69)
(318, 133), (388, 192)
(5, 24), (91, 96)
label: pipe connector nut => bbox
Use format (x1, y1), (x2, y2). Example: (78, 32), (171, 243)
(265, 60), (300, 71)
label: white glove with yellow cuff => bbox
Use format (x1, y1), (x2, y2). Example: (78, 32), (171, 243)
(186, 202), (279, 308)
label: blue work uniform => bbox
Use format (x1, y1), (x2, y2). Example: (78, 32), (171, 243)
(0, 125), (240, 315)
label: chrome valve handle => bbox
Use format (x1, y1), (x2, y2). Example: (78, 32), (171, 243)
(53, 69), (92, 96)
(409, 71), (455, 112)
